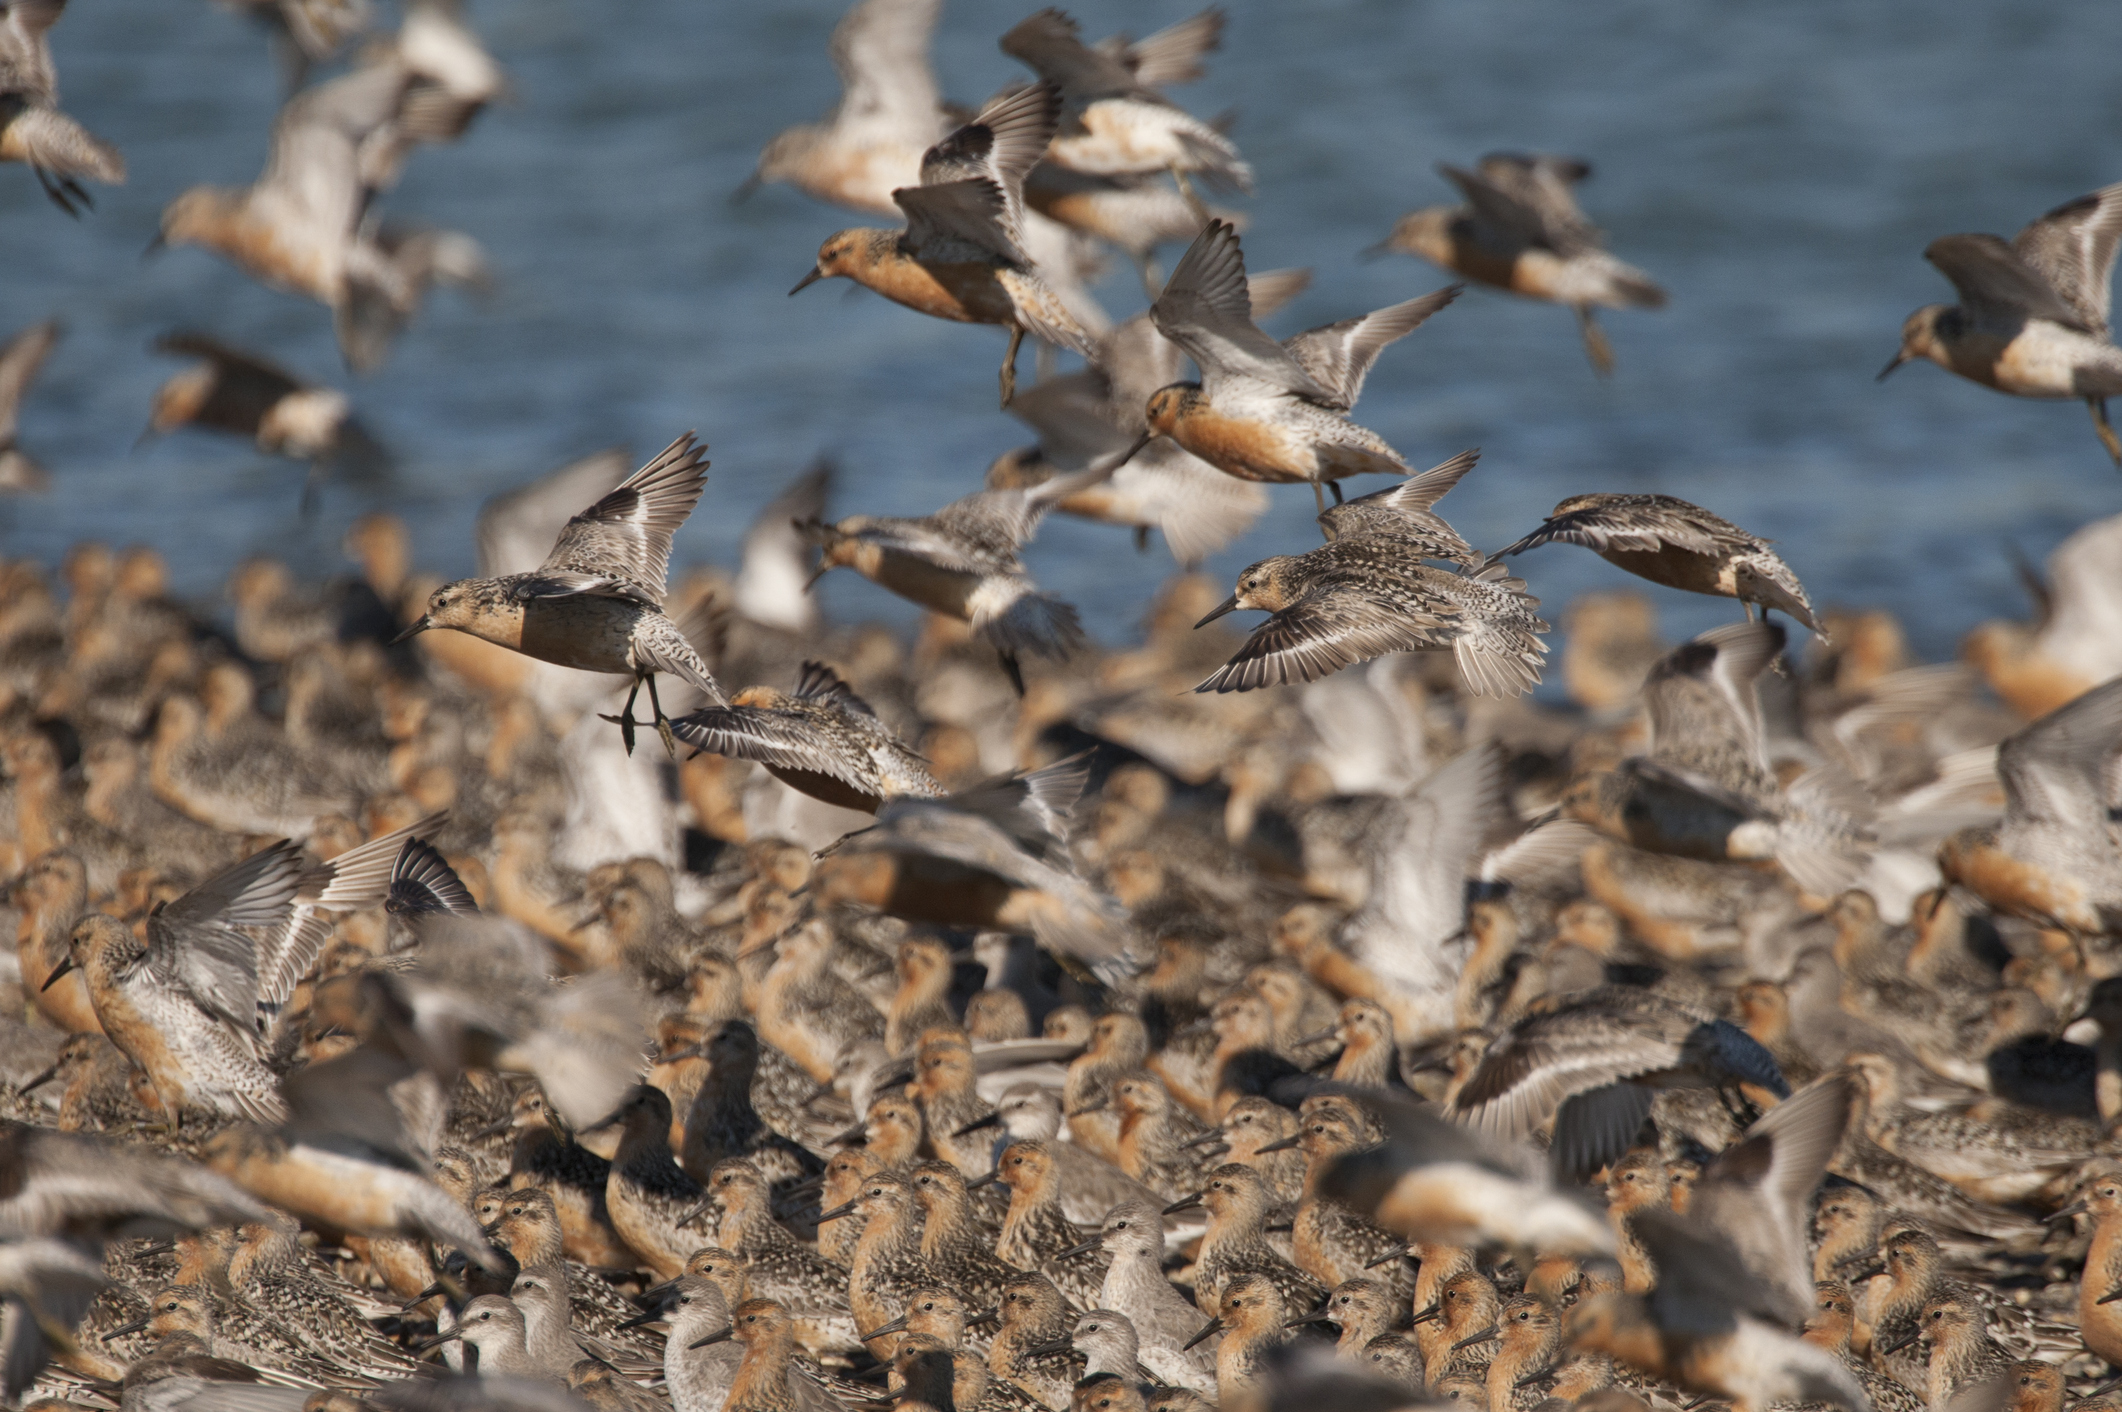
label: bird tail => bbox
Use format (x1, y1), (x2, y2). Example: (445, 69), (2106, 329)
(336, 264), (408, 374)
(9, 108), (126, 185)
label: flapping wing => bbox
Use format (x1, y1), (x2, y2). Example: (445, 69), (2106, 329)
(2012, 181), (2122, 338)
(1282, 286), (1460, 411)
(736, 461), (832, 632)
(671, 704), (879, 791)
(1151, 220), (1328, 399)
(793, 659), (878, 715)
(1447, 992), (1695, 1141)
(1475, 153), (1599, 249)
(829, 0), (943, 146)
(475, 446), (631, 578)
(1443, 158), (1591, 256)
(387, 837), (479, 918)
(152, 332), (302, 403)
(1113, 7), (1223, 89)
(256, 813), (450, 1019)
(1925, 233), (2089, 330)
(1496, 493), (1732, 559)
(896, 81), (1058, 264)
(260, 60), (409, 236)
(1997, 673), (2122, 833)
(0, 1), (64, 101)
(1000, 8), (1143, 100)
(536, 432), (708, 605)
(152, 840), (309, 1033)
(1194, 582), (1451, 693)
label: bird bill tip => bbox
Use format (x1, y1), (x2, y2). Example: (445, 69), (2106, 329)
(1194, 594), (1240, 628)
(790, 268), (826, 296)
(389, 617), (430, 645)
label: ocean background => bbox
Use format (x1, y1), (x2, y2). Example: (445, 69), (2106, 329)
(4, 0), (2121, 671)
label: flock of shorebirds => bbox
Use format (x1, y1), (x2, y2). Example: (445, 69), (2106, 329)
(8, 5), (2122, 1412)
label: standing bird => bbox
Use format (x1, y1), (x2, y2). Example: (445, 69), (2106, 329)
(0, 0), (125, 214)
(790, 81), (1100, 407)
(1141, 219), (1460, 514)
(397, 433), (723, 756)
(1881, 180), (2122, 466)
(1374, 155), (1665, 375)
(0, 318), (58, 491)
(1494, 494), (1820, 633)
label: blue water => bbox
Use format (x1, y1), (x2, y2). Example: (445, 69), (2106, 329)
(4, 0), (2121, 666)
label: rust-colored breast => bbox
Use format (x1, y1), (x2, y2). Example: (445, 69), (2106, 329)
(1170, 410), (1309, 483)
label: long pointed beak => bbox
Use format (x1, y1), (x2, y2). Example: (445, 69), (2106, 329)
(966, 1171), (998, 1191)
(390, 618), (430, 645)
(1065, 1096), (1107, 1118)
(417, 1329), (465, 1353)
(1181, 1318), (1224, 1352)
(1876, 349), (1912, 382)
(101, 1317), (150, 1342)
(1254, 1135), (1300, 1154)
(1179, 1132), (1226, 1150)
(40, 955), (77, 993)
(1285, 1311), (1337, 1329)
(803, 562), (832, 593)
(689, 1327), (733, 1349)
(816, 1200), (858, 1224)
(730, 171), (763, 206)
(1452, 1325), (1498, 1351)
(2100, 1286), (2122, 1306)
(863, 1314), (909, 1340)
(1163, 1193), (1204, 1215)
(1878, 1329), (1920, 1355)
(616, 1307), (666, 1330)
(1358, 238), (1396, 262)
(1194, 594), (1240, 628)
(1054, 1236), (1101, 1261)
(1023, 1339), (1074, 1359)
(18, 1063), (58, 1095)
(790, 268), (826, 296)
(954, 1114), (1003, 1137)
(966, 1308), (999, 1329)
(678, 1199), (715, 1229)
(1114, 431), (1154, 468)
(1410, 1301), (1441, 1325)
(142, 231), (166, 261)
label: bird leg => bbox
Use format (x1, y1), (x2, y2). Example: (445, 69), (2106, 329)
(1312, 481), (1327, 516)
(1330, 480), (1344, 505)
(2090, 397), (2122, 468)
(1000, 326), (1026, 408)
(1133, 525), (1151, 553)
(1170, 166), (1210, 224)
(1576, 307), (1616, 378)
(998, 651), (1026, 696)
(617, 680), (641, 756)
(646, 673), (679, 759)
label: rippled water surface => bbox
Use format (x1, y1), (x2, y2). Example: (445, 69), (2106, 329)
(5, 0), (2122, 664)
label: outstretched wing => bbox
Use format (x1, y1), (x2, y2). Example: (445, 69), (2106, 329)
(1496, 493), (1738, 559)
(1151, 220), (1327, 399)
(1195, 582), (1450, 693)
(2012, 181), (2122, 338)
(895, 81), (1058, 265)
(0, 320), (59, 444)
(535, 432), (709, 605)
(1925, 234), (2089, 330)
(829, 0), (944, 147)
(1282, 287), (1460, 411)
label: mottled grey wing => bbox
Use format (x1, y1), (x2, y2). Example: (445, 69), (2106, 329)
(475, 446), (631, 578)
(1000, 8), (1141, 99)
(1117, 7), (1223, 89)
(1194, 582), (1450, 693)
(536, 432), (709, 605)
(1442, 160), (1586, 256)
(792, 659), (878, 716)
(1997, 672), (2122, 833)
(261, 60), (407, 237)
(829, 0), (943, 145)
(669, 704), (877, 792)
(1282, 286), (1460, 411)
(2012, 181), (2122, 338)
(152, 840), (307, 1026)
(0, 0), (64, 100)
(1475, 152), (1599, 250)
(900, 82), (1057, 263)
(1447, 996), (1693, 1141)
(1496, 493), (1728, 558)
(387, 837), (479, 918)
(0, 320), (58, 444)
(1925, 233), (2089, 330)
(1151, 220), (1328, 399)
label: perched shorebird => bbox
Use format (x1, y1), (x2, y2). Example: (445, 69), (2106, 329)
(790, 81), (1100, 407)
(1374, 154), (1665, 375)
(1181, 1272), (1287, 1405)
(145, 333), (383, 511)
(398, 433), (723, 756)
(697, 1158), (859, 1359)
(742, 0), (945, 215)
(1938, 673), (2122, 935)
(998, 9), (1250, 196)
(798, 453), (1126, 692)
(1142, 219), (1460, 513)
(0, 318), (58, 492)
(156, 60), (478, 371)
(1165, 1162), (1326, 1316)
(1886, 1292), (2013, 1412)
(1066, 1200), (1216, 1392)
(1191, 498), (1548, 697)
(668, 660), (942, 813)
(0, 0), (124, 214)
(592, 1084), (708, 1280)
(1881, 180), (2122, 466)
(1800, 1280), (1924, 1412)
(1310, 449), (1482, 564)
(1495, 494), (1820, 632)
